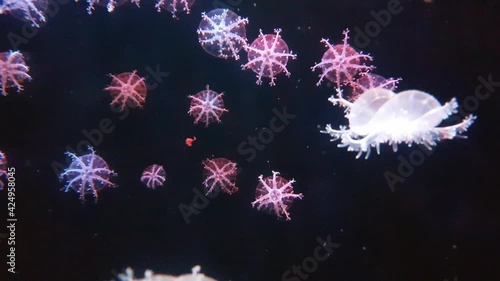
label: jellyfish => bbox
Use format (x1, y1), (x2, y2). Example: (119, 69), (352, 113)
(321, 88), (477, 159)
(59, 146), (117, 203)
(251, 170), (303, 220)
(104, 70), (147, 111)
(188, 85), (228, 127)
(241, 28), (297, 86)
(202, 158), (238, 195)
(141, 164), (166, 189)
(197, 8), (249, 60)
(311, 28), (374, 87)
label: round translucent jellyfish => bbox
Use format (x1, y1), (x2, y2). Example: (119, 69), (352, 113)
(155, 0), (195, 18)
(0, 150), (7, 190)
(197, 8), (249, 60)
(349, 73), (401, 101)
(188, 85), (228, 127)
(141, 164), (166, 189)
(0, 0), (47, 27)
(311, 28), (374, 86)
(118, 265), (218, 281)
(104, 70), (147, 111)
(0, 51), (31, 96)
(241, 28), (297, 86)
(59, 146), (117, 203)
(75, 0), (141, 15)
(202, 158), (238, 195)
(251, 170), (303, 221)
(320, 88), (477, 159)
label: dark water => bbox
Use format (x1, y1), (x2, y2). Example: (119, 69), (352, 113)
(0, 0), (498, 281)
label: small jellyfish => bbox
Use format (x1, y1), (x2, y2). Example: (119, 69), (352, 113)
(197, 8), (249, 60)
(155, 0), (195, 18)
(251, 170), (303, 220)
(185, 136), (196, 147)
(311, 28), (374, 86)
(0, 51), (31, 96)
(241, 28), (297, 86)
(202, 158), (238, 195)
(59, 146), (117, 203)
(104, 70), (147, 111)
(188, 85), (228, 127)
(141, 164), (166, 189)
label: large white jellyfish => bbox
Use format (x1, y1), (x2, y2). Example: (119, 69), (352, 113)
(321, 88), (477, 159)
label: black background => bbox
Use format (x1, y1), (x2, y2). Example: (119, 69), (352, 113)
(0, 0), (499, 281)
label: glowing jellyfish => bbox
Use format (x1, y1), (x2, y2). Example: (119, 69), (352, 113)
(321, 88), (477, 159)
(241, 28), (297, 86)
(311, 28), (374, 86)
(0, 0), (47, 27)
(104, 70), (147, 111)
(202, 158), (238, 195)
(75, 0), (140, 14)
(197, 8), (249, 60)
(0, 151), (7, 190)
(155, 0), (194, 18)
(141, 164), (166, 189)
(59, 146), (117, 203)
(118, 265), (217, 281)
(349, 73), (401, 101)
(188, 85), (228, 127)
(251, 170), (303, 221)
(0, 51), (31, 96)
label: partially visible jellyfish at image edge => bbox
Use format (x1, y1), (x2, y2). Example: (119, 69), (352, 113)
(104, 70), (147, 111)
(241, 28), (297, 86)
(348, 73), (401, 101)
(251, 171), (303, 221)
(75, 0), (141, 15)
(311, 28), (374, 87)
(188, 85), (228, 127)
(155, 0), (195, 18)
(0, 0), (47, 27)
(0, 51), (31, 96)
(59, 146), (117, 203)
(141, 164), (166, 189)
(0, 151), (7, 190)
(202, 158), (238, 196)
(197, 8), (249, 60)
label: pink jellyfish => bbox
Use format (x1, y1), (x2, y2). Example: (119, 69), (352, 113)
(241, 28), (297, 86)
(75, 0), (140, 15)
(197, 8), (249, 60)
(0, 0), (47, 27)
(59, 146), (117, 203)
(0, 51), (31, 96)
(0, 151), (7, 191)
(155, 0), (195, 18)
(202, 158), (238, 195)
(188, 85), (228, 127)
(251, 170), (303, 221)
(104, 70), (147, 111)
(349, 73), (401, 101)
(141, 164), (166, 189)
(311, 28), (374, 87)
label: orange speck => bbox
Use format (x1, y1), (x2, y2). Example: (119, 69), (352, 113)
(185, 136), (196, 147)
